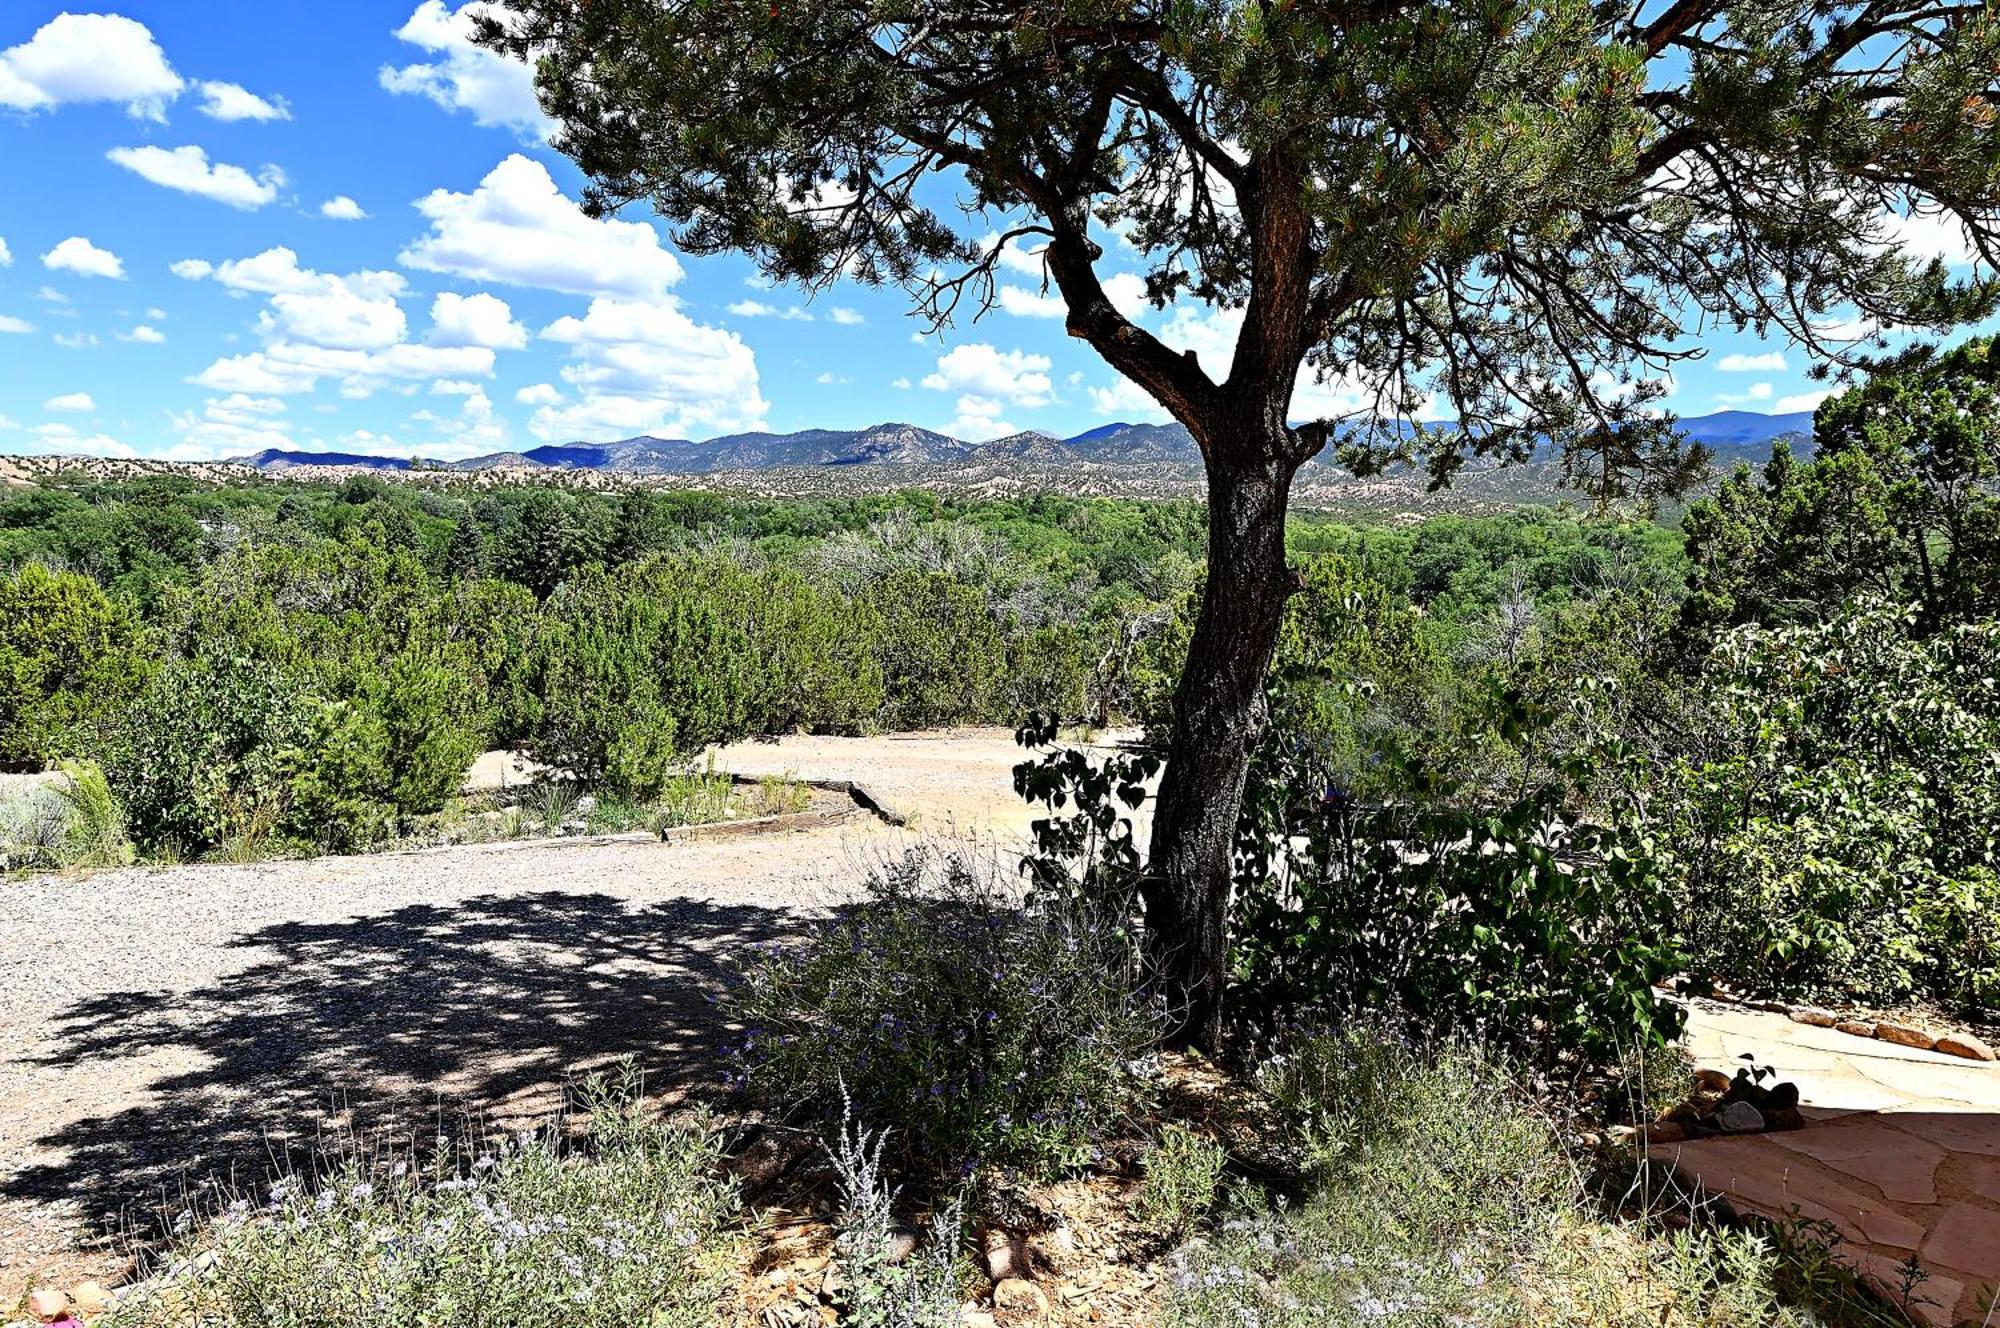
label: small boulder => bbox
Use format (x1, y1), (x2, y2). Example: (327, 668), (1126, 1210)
(1765, 1081), (1800, 1111)
(1935, 1031), (1997, 1062)
(1835, 1019), (1877, 1038)
(1766, 1106), (1806, 1132)
(26, 1289), (69, 1323)
(1692, 1067), (1733, 1093)
(980, 1228), (1027, 1284)
(1788, 1006), (1837, 1028)
(993, 1278), (1049, 1323)
(1716, 1101), (1766, 1134)
(1875, 1021), (1937, 1051)
(69, 1284), (114, 1315)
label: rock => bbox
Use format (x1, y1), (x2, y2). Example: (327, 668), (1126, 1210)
(26, 1289), (68, 1322)
(1935, 1031), (1997, 1062)
(1835, 1019), (1877, 1038)
(1765, 1081), (1800, 1111)
(1875, 1021), (1937, 1050)
(1766, 1106), (1805, 1132)
(886, 1227), (920, 1265)
(69, 1283), (114, 1315)
(993, 1278), (1049, 1322)
(1716, 1101), (1766, 1134)
(980, 1228), (1027, 1283)
(1692, 1067), (1733, 1093)
(1788, 1006), (1838, 1027)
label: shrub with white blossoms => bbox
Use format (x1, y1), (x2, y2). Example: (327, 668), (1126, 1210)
(106, 1072), (741, 1328)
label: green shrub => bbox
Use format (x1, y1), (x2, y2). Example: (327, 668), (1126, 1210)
(725, 846), (1159, 1176)
(825, 1104), (969, 1328)
(102, 655), (319, 857)
(1665, 601), (2000, 1017)
(864, 571), (1007, 729)
(1132, 1126), (1227, 1242)
(0, 563), (147, 771)
(103, 1074), (739, 1328)
(1167, 1030), (1875, 1328)
(521, 587), (682, 797)
(50, 760), (133, 868)
(654, 762), (733, 828)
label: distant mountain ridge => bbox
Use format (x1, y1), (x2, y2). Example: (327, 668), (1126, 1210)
(228, 409), (1816, 475)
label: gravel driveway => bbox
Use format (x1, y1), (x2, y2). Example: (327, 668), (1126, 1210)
(0, 728), (1084, 1294)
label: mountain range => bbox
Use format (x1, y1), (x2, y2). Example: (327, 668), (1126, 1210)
(231, 409), (1816, 476)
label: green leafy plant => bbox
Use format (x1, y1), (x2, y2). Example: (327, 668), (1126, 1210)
(1132, 1126), (1227, 1243)
(50, 759), (133, 869)
(725, 846), (1159, 1176)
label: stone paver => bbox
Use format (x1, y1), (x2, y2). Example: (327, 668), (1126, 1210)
(1655, 1002), (2000, 1326)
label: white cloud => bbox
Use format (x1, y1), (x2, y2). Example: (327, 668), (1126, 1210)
(1775, 390), (1832, 414)
(921, 344), (1054, 408)
(41, 236), (124, 279)
(1714, 382), (1776, 408)
(941, 393), (1017, 442)
(816, 372), (850, 385)
(0, 237), (10, 267)
(168, 394), (296, 459)
(1716, 351), (1787, 373)
(192, 342), (495, 396)
(515, 382), (561, 406)
(728, 299), (813, 320)
(999, 269), (1149, 322)
(380, 1), (552, 137)
(24, 423), (137, 459)
(1881, 208), (1980, 267)
(45, 392), (95, 413)
(197, 80), (289, 122)
(118, 324), (166, 344)
(170, 258), (214, 280)
(0, 314), (32, 335)
(53, 332), (98, 349)
(401, 154), (685, 297)
(532, 296), (766, 441)
(263, 284), (407, 351)
(429, 291), (527, 349)
(320, 195), (368, 221)
(107, 145), (285, 210)
(890, 376), (912, 390)
(828, 306), (866, 326)
(1088, 376), (1170, 422)
(0, 13), (183, 120)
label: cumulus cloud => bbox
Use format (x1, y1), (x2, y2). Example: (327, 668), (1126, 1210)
(429, 291), (527, 349)
(107, 145), (285, 209)
(0, 314), (32, 335)
(921, 344), (1054, 407)
(379, 1), (552, 138)
(1880, 208), (1981, 267)
(25, 423), (138, 459)
(401, 155), (685, 297)
(197, 80), (289, 121)
(42, 236), (124, 279)
(0, 237), (10, 267)
(828, 307), (866, 326)
(1087, 376), (1170, 423)
(515, 382), (561, 406)
(998, 269), (1149, 323)
(169, 394), (296, 458)
(170, 258), (214, 280)
(940, 393), (1018, 442)
(532, 296), (767, 441)
(0, 13), (183, 120)
(118, 324), (166, 344)
(45, 392), (96, 413)
(1776, 390), (1832, 414)
(320, 195), (368, 221)
(193, 342), (495, 396)
(727, 299), (814, 321)
(1716, 351), (1787, 373)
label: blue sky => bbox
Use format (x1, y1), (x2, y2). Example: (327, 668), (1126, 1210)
(0, 4), (1983, 461)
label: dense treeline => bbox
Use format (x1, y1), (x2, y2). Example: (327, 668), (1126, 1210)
(0, 476), (1680, 856)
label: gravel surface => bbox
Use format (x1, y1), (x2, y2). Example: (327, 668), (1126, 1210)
(0, 728), (1085, 1295)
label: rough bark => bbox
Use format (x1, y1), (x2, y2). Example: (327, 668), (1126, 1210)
(1142, 430), (1302, 1049)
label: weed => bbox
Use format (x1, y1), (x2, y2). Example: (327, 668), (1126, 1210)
(1133, 1126), (1227, 1243)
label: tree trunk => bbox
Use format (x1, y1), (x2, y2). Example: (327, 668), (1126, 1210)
(1143, 436), (1301, 1049)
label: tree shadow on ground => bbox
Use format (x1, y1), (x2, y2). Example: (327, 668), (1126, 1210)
(6, 890), (799, 1237)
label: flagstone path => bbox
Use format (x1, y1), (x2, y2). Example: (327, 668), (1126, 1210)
(1657, 1003), (2000, 1327)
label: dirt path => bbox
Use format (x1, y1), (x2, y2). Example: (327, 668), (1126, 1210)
(0, 729), (1067, 1294)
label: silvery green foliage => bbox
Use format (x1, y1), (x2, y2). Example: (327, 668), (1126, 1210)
(828, 1093), (968, 1328)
